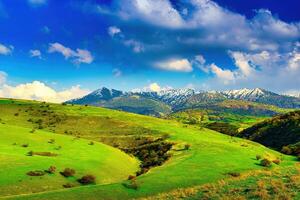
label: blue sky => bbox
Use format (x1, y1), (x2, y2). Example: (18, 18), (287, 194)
(0, 0), (299, 102)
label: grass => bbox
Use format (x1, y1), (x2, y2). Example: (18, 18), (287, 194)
(0, 123), (139, 197)
(0, 98), (298, 199)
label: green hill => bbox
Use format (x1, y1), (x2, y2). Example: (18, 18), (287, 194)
(239, 110), (300, 153)
(0, 98), (299, 200)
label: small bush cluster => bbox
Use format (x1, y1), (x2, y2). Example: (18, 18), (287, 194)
(256, 155), (262, 160)
(122, 179), (139, 190)
(60, 168), (76, 177)
(78, 175), (96, 185)
(27, 170), (45, 176)
(27, 151), (58, 157)
(260, 158), (272, 167)
(272, 159), (281, 165)
(45, 166), (56, 174)
(227, 172), (240, 177)
(63, 183), (75, 188)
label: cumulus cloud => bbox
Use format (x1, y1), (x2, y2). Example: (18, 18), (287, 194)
(155, 58), (193, 72)
(0, 81), (90, 103)
(108, 26), (121, 37)
(0, 43), (13, 55)
(132, 82), (172, 92)
(229, 51), (256, 77)
(210, 63), (235, 84)
(29, 49), (42, 59)
(117, 0), (184, 28)
(48, 42), (94, 64)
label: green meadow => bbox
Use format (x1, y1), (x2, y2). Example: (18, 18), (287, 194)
(0, 98), (299, 199)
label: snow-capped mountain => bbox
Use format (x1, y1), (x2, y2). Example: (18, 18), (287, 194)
(67, 87), (123, 104)
(67, 87), (300, 114)
(221, 88), (300, 108)
(135, 88), (197, 107)
(222, 88), (274, 100)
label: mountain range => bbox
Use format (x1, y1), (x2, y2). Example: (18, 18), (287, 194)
(67, 87), (300, 116)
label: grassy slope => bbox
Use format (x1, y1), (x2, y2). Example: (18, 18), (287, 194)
(0, 98), (298, 199)
(170, 100), (294, 131)
(0, 99), (139, 197)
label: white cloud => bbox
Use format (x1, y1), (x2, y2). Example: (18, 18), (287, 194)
(28, 0), (47, 6)
(118, 0), (184, 28)
(108, 26), (121, 37)
(155, 58), (193, 72)
(48, 42), (94, 64)
(0, 81), (90, 103)
(132, 82), (172, 92)
(123, 39), (144, 53)
(148, 82), (161, 92)
(0, 43), (13, 55)
(284, 90), (300, 98)
(74, 49), (93, 64)
(112, 68), (122, 77)
(29, 49), (42, 59)
(229, 51), (255, 77)
(210, 63), (235, 84)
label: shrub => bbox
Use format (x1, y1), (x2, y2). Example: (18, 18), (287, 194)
(256, 155), (262, 160)
(30, 129), (36, 133)
(88, 141), (94, 145)
(227, 172), (241, 177)
(122, 179), (139, 190)
(27, 170), (45, 176)
(48, 139), (55, 144)
(281, 146), (293, 155)
(60, 168), (76, 177)
(27, 151), (33, 156)
(184, 144), (191, 150)
(260, 158), (272, 167)
(14, 113), (19, 116)
(272, 159), (281, 165)
(78, 175), (96, 185)
(21, 144), (29, 148)
(128, 175), (136, 180)
(63, 183), (75, 188)
(45, 166), (56, 174)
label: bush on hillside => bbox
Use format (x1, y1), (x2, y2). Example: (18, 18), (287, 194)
(78, 175), (96, 185)
(27, 170), (45, 176)
(260, 158), (272, 167)
(128, 175), (136, 180)
(60, 168), (76, 177)
(256, 155), (262, 160)
(281, 146), (293, 155)
(122, 179), (139, 190)
(21, 144), (29, 148)
(63, 183), (75, 188)
(45, 166), (56, 174)
(272, 159), (281, 165)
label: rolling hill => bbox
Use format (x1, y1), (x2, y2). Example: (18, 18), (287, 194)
(0, 98), (299, 200)
(239, 110), (300, 153)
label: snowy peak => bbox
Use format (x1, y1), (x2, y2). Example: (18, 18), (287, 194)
(222, 88), (274, 100)
(90, 87), (123, 100)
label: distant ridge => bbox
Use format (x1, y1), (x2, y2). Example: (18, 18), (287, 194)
(66, 87), (300, 115)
